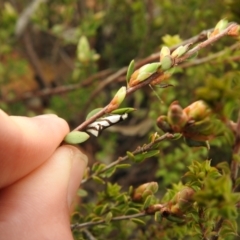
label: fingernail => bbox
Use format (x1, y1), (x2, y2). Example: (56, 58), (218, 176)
(67, 149), (88, 209)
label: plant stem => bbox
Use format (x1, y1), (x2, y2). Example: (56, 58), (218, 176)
(81, 132), (174, 184)
(74, 23), (238, 132)
(71, 212), (146, 230)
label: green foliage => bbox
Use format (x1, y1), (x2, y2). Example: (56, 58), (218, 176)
(2, 1), (240, 239)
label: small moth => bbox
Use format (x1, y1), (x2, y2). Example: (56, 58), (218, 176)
(86, 113), (128, 137)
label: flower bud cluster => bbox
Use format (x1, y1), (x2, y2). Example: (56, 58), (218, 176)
(132, 182), (158, 202)
(157, 100), (221, 141)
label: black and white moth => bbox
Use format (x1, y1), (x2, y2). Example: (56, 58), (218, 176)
(86, 113), (128, 137)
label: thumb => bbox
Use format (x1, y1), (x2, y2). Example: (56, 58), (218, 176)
(0, 145), (88, 240)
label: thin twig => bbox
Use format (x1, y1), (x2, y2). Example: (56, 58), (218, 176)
(3, 26), (213, 104)
(198, 208), (208, 240)
(81, 133), (174, 184)
(180, 42), (240, 68)
(82, 229), (97, 240)
(74, 23), (238, 132)
(211, 218), (224, 240)
(71, 212), (146, 230)
(174, 23), (238, 65)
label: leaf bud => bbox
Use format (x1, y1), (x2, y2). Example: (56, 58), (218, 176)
(106, 86), (127, 113)
(228, 24), (240, 37)
(160, 56), (173, 70)
(171, 44), (191, 58)
(129, 62), (161, 87)
(156, 115), (173, 133)
(132, 182), (158, 202)
(160, 46), (171, 61)
(167, 101), (188, 132)
(77, 36), (91, 64)
(183, 100), (211, 121)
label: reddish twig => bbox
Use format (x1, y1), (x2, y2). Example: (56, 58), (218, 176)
(2, 26), (213, 104)
(74, 23), (238, 132)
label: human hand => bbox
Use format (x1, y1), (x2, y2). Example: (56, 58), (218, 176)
(0, 110), (88, 239)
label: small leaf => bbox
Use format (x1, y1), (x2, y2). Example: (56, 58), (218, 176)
(142, 150), (160, 159)
(131, 218), (146, 225)
(127, 151), (136, 161)
(105, 212), (113, 224)
(77, 189), (88, 197)
(161, 56), (173, 70)
(92, 176), (105, 184)
(154, 211), (162, 223)
(125, 208), (141, 215)
(160, 46), (171, 60)
(184, 138), (210, 148)
(126, 59), (135, 83)
(86, 108), (103, 120)
(172, 133), (182, 140)
(64, 131), (90, 144)
(91, 217), (104, 222)
(166, 215), (185, 223)
(100, 166), (116, 178)
(133, 150), (160, 163)
(95, 204), (108, 215)
(143, 195), (154, 209)
(92, 162), (106, 174)
(128, 185), (134, 195)
(116, 164), (131, 169)
(111, 107), (136, 114)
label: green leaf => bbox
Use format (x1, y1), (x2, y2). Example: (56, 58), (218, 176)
(131, 218), (146, 225)
(116, 164), (131, 169)
(143, 195), (154, 209)
(127, 151), (136, 161)
(86, 108), (103, 120)
(125, 208), (141, 215)
(92, 176), (105, 184)
(142, 150), (160, 159)
(137, 62), (161, 81)
(184, 138), (210, 149)
(128, 186), (134, 196)
(94, 204), (109, 215)
(172, 133), (182, 140)
(161, 55), (173, 70)
(64, 131), (90, 144)
(162, 34), (182, 47)
(166, 215), (185, 223)
(216, 161), (230, 174)
(100, 166), (116, 178)
(154, 211), (162, 223)
(105, 212), (113, 224)
(126, 59), (135, 83)
(77, 189), (88, 197)
(92, 162), (106, 174)
(111, 107), (136, 114)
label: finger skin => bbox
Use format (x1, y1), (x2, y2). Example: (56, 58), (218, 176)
(0, 145), (87, 240)
(0, 110), (69, 188)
